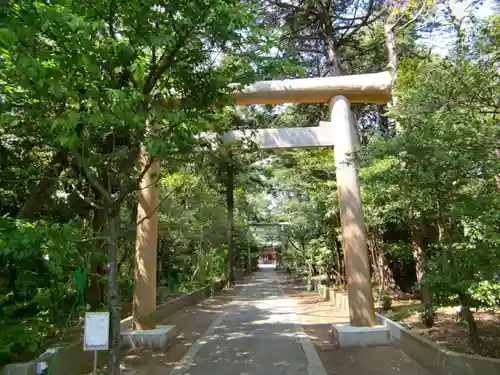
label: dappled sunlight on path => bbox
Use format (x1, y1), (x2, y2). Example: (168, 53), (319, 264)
(284, 281), (432, 375)
(118, 267), (432, 375)
(168, 266), (326, 375)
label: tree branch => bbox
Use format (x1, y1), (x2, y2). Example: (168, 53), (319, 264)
(395, 3), (426, 31)
(69, 183), (105, 210)
(72, 148), (114, 204)
(115, 155), (158, 205)
(297, 48), (323, 54)
(288, 238), (303, 253)
(74, 236), (109, 243)
(272, 0), (319, 15)
(291, 35), (322, 40)
(108, 0), (116, 37)
(136, 174), (193, 226)
(143, 6), (211, 95)
(339, 0), (379, 44)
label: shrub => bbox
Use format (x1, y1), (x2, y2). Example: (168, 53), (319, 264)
(381, 293), (393, 311)
(420, 307), (437, 328)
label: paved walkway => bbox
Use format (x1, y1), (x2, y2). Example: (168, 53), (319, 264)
(169, 266), (327, 375)
(166, 266), (431, 375)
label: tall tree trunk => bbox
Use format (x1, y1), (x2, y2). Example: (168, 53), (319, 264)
(410, 226), (432, 304)
(322, 31), (342, 76)
(157, 237), (167, 285)
(87, 206), (107, 309)
(367, 232), (378, 282)
(319, 3), (343, 77)
(384, 4), (401, 133)
(377, 247), (385, 292)
(17, 149), (69, 220)
(329, 216), (342, 284)
(368, 231), (385, 299)
(376, 236), (384, 289)
(332, 229), (343, 285)
(384, 7), (398, 91)
(225, 152), (235, 285)
(334, 234), (346, 289)
(458, 292), (481, 351)
(372, 231), (387, 291)
(107, 213), (121, 375)
(437, 198), (449, 268)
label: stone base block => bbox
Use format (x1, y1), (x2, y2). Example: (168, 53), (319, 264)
(121, 325), (177, 350)
(331, 323), (391, 348)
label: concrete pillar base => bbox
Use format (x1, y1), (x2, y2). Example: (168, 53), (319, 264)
(121, 325), (177, 350)
(331, 323), (391, 348)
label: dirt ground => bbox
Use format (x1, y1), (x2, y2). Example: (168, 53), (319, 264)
(89, 273), (435, 375)
(283, 280), (431, 375)
(90, 281), (243, 375)
(383, 301), (500, 358)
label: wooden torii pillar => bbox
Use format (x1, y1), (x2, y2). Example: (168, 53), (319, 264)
(133, 71), (391, 329)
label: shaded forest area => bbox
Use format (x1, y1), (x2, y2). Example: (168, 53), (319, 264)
(1, 0), (499, 371)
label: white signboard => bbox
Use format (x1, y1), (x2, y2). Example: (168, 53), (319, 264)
(83, 312), (110, 351)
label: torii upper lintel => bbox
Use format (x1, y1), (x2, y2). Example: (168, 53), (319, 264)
(233, 71), (392, 105)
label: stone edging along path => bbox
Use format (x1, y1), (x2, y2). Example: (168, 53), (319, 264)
(375, 313), (500, 375)
(310, 282), (500, 375)
(2, 280), (225, 375)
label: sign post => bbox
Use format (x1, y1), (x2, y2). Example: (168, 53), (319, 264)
(83, 312), (110, 375)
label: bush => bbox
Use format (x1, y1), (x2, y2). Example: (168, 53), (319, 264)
(0, 317), (55, 365)
(420, 307), (437, 328)
(381, 294), (392, 311)
(468, 280), (500, 309)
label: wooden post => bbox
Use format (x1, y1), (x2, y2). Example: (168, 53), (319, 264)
(330, 96), (376, 327)
(133, 154), (159, 330)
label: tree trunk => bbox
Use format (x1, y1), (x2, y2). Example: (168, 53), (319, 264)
(322, 31), (342, 76)
(378, 248), (385, 292)
(87, 206), (107, 310)
(332, 230), (342, 285)
(458, 293), (481, 352)
(336, 236), (346, 289)
(368, 233), (378, 281)
(319, 4), (343, 77)
(17, 149), (69, 220)
(372, 231), (388, 292)
(107, 213), (121, 375)
(225, 152), (235, 285)
(410, 227), (432, 305)
(496, 148), (500, 190)
(384, 7), (398, 89)
(384, 4), (401, 133)
(321, 22), (342, 77)
(330, 215), (344, 285)
(368, 231), (385, 302)
(331, 215), (345, 287)
(437, 200), (449, 268)
(157, 237), (167, 285)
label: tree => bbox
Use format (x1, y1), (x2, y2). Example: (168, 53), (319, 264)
(359, 13), (500, 348)
(0, 0), (285, 371)
(262, 0), (387, 76)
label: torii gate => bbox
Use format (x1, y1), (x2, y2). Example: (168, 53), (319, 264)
(134, 71), (392, 331)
